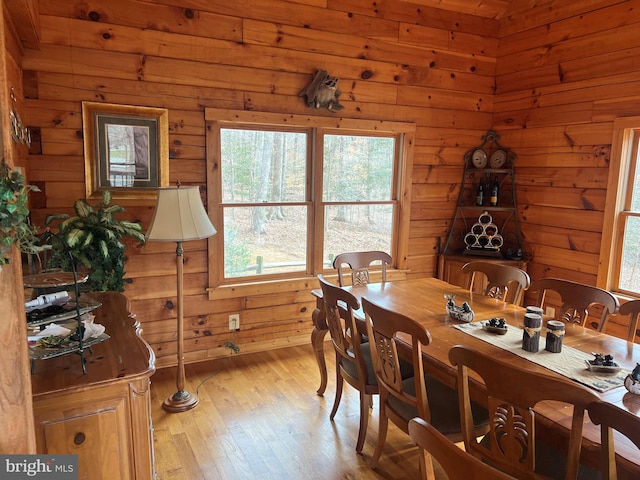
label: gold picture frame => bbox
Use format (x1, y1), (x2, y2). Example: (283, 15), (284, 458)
(83, 102), (169, 199)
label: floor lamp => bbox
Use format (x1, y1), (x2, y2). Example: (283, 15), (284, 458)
(146, 185), (216, 413)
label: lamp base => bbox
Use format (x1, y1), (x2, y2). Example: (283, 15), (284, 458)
(162, 389), (199, 413)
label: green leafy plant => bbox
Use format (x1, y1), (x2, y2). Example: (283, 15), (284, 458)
(0, 161), (48, 269)
(45, 190), (146, 292)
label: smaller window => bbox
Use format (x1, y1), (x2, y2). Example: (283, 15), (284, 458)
(617, 132), (640, 294)
(601, 122), (640, 296)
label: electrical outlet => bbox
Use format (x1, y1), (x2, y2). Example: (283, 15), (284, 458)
(229, 314), (240, 331)
(546, 306), (556, 318)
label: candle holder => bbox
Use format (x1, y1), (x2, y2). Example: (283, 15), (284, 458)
(545, 320), (565, 353)
(522, 313), (542, 352)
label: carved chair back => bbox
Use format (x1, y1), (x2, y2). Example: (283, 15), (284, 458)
(617, 299), (640, 342)
(317, 274), (376, 453)
(362, 296), (432, 467)
(588, 401), (640, 480)
(529, 278), (619, 330)
(461, 261), (530, 305)
(408, 417), (516, 480)
(449, 345), (600, 480)
(333, 251), (392, 287)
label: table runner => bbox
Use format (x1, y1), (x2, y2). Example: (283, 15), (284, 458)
(454, 322), (629, 393)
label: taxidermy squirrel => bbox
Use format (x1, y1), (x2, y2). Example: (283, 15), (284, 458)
(299, 70), (344, 112)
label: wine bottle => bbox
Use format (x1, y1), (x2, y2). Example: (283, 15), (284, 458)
(490, 176), (499, 206)
(476, 183), (484, 206)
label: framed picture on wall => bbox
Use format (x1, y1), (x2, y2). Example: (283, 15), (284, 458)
(82, 102), (169, 199)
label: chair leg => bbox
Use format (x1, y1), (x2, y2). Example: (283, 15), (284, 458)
(355, 392), (370, 454)
(370, 404), (388, 468)
(330, 367), (343, 420)
(418, 448), (437, 480)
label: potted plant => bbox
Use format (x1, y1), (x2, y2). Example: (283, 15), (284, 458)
(45, 190), (146, 291)
(0, 161), (47, 269)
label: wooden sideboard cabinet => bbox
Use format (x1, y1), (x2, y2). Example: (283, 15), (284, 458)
(30, 291), (156, 480)
(438, 253), (527, 292)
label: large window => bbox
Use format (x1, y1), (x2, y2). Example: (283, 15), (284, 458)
(206, 109), (414, 287)
(599, 120), (640, 296)
(618, 134), (640, 294)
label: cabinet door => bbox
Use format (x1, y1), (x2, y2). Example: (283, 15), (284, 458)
(438, 255), (471, 289)
(35, 392), (132, 480)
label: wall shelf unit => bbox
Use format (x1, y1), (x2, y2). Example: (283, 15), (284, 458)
(439, 131), (527, 288)
(441, 130), (524, 259)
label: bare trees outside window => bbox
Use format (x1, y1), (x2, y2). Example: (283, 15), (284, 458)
(218, 127), (398, 280)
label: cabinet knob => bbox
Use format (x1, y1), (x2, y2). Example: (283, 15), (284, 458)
(74, 432), (86, 445)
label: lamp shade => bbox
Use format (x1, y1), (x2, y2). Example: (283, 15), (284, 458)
(146, 186), (216, 242)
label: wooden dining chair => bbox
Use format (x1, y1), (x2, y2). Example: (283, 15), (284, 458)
(587, 401), (640, 480)
(317, 274), (377, 453)
(461, 261), (530, 305)
(333, 251), (392, 287)
(617, 299), (640, 342)
(363, 297), (488, 468)
(529, 277), (619, 331)
(449, 344), (601, 480)
(408, 417), (516, 480)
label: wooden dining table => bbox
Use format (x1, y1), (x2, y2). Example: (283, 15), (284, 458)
(310, 276), (640, 477)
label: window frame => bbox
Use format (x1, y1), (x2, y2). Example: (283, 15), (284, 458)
(205, 108), (415, 296)
(598, 117), (640, 298)
(315, 128), (401, 272)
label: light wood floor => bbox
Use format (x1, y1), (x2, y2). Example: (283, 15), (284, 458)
(150, 343), (446, 479)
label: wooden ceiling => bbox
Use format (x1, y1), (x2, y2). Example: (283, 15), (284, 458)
(401, 0), (520, 19)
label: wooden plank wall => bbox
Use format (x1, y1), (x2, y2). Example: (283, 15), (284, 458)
(21, 0), (499, 367)
(18, 0), (640, 366)
(495, 0), (640, 295)
(494, 0), (640, 337)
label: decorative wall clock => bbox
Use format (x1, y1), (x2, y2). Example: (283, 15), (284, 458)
(490, 149), (507, 168)
(471, 148), (488, 168)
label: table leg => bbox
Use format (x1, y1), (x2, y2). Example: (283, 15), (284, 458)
(311, 295), (328, 396)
